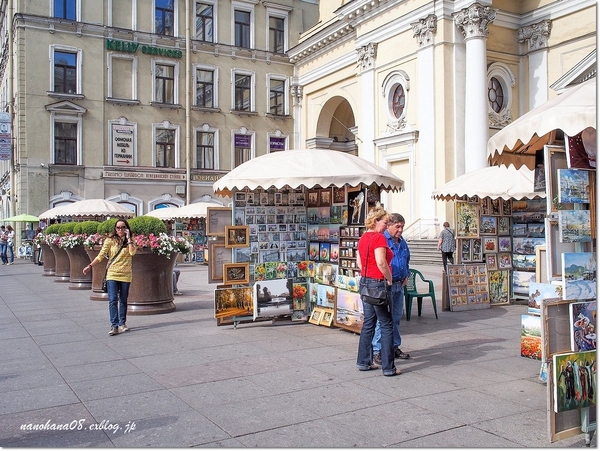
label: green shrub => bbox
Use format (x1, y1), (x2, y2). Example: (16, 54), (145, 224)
(128, 216), (167, 236)
(97, 218), (118, 235)
(44, 224), (61, 235)
(73, 220), (100, 235)
(58, 222), (77, 235)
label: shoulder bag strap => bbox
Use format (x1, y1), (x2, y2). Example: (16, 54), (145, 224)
(103, 241), (126, 277)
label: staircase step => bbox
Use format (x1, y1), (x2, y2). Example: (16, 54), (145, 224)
(406, 239), (442, 266)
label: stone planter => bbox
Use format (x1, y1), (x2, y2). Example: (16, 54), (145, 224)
(64, 245), (92, 290)
(40, 242), (55, 277)
(85, 247), (108, 301)
(128, 249), (178, 315)
(50, 244), (70, 283)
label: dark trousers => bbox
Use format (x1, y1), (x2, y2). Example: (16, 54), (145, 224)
(441, 251), (454, 272)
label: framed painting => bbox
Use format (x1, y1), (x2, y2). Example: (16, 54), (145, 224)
(480, 198), (490, 215)
(544, 145), (571, 214)
(489, 198), (502, 216)
(455, 201), (479, 237)
(459, 239), (471, 263)
(558, 210), (592, 243)
(482, 237), (497, 253)
(319, 308), (334, 327)
(569, 301), (596, 352)
(545, 218), (576, 279)
(309, 307), (324, 325)
(334, 289), (363, 334)
(513, 254), (536, 272)
(223, 262), (250, 285)
(471, 238), (483, 262)
(497, 253), (512, 269)
(486, 254), (498, 271)
(347, 188), (366, 225)
(562, 252), (596, 301)
(501, 199), (512, 216)
(333, 186), (346, 204)
(319, 188), (332, 207)
(521, 314), (542, 360)
(488, 270), (510, 305)
(207, 207), (232, 237)
(225, 226), (250, 248)
(558, 169), (590, 204)
(512, 270), (536, 297)
(214, 286), (253, 326)
(552, 350), (596, 412)
(498, 216), (510, 235)
(498, 236), (511, 252)
(480, 216), (497, 235)
(208, 241), (232, 283)
(307, 190), (319, 207)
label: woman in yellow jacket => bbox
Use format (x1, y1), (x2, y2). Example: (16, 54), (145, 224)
(83, 218), (137, 336)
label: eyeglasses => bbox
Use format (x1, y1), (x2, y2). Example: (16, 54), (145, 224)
(116, 226), (127, 230)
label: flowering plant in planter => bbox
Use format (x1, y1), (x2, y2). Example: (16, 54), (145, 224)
(132, 233), (192, 258)
(56, 221), (100, 249)
(83, 233), (104, 249)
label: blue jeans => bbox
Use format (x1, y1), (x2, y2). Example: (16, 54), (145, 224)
(372, 282), (404, 352)
(107, 280), (130, 328)
(357, 295), (396, 375)
(0, 242), (7, 263)
(7, 244), (14, 263)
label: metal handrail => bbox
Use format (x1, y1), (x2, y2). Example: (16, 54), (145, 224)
(404, 218), (440, 240)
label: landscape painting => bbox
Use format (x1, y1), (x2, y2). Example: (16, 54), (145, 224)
(552, 350), (596, 412)
(253, 278), (293, 319)
(214, 287), (254, 326)
(558, 209), (592, 243)
(512, 270), (536, 296)
(562, 252), (596, 300)
(569, 301), (596, 352)
(335, 289), (364, 334)
(527, 282), (561, 315)
(521, 314), (542, 360)
(557, 168), (591, 204)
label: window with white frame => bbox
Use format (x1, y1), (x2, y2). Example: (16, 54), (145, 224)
(269, 135), (287, 152)
(54, 0), (77, 20)
(154, 0), (176, 36)
(382, 71), (410, 131)
(51, 46), (82, 95)
(154, 126), (178, 168)
(233, 71), (254, 111)
(232, 1), (254, 49)
(195, 126), (218, 169)
(233, 133), (252, 168)
(195, 66), (216, 108)
(195, 1), (215, 42)
(268, 75), (287, 115)
(108, 55), (137, 100)
(153, 61), (178, 104)
(487, 62), (515, 127)
(266, 5), (290, 53)
(54, 121), (78, 164)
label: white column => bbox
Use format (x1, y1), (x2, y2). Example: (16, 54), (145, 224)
(356, 43), (377, 163)
(412, 14), (437, 219)
(454, 3), (496, 173)
(517, 20), (552, 108)
(290, 80), (303, 149)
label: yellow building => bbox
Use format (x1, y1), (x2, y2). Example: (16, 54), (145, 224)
(290, 0), (596, 234)
(0, 0), (319, 219)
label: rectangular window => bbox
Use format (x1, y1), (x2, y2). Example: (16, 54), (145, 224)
(54, 122), (77, 165)
(54, 51), (77, 94)
(269, 16), (284, 53)
(234, 10), (250, 48)
(234, 74), (251, 111)
(196, 69), (214, 108)
(195, 3), (213, 42)
(269, 79), (285, 115)
(54, 0), (76, 20)
(234, 134), (251, 167)
(155, 64), (175, 104)
(196, 131), (215, 169)
(155, 0), (175, 36)
(156, 128), (175, 168)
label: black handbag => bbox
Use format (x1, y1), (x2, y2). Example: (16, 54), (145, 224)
(101, 241), (126, 293)
(359, 234), (389, 306)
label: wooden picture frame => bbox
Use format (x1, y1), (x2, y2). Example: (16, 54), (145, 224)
(497, 216), (510, 235)
(319, 188), (332, 207)
(536, 245), (548, 283)
(307, 190), (319, 207)
(497, 253), (512, 269)
(207, 207), (232, 236)
(225, 226), (250, 248)
(455, 201), (479, 237)
(480, 216), (497, 235)
(319, 308), (334, 327)
(544, 145), (571, 215)
(482, 237), (497, 253)
(223, 262), (250, 285)
(309, 307), (324, 325)
(208, 241), (232, 283)
(332, 186), (346, 204)
(486, 254), (498, 271)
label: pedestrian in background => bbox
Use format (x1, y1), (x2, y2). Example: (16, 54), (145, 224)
(355, 203), (402, 377)
(0, 225), (7, 265)
(83, 218), (137, 336)
(371, 213), (411, 365)
(6, 225), (15, 265)
(34, 227), (44, 265)
(437, 221), (456, 272)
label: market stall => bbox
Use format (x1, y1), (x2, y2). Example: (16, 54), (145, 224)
(486, 79), (596, 444)
(212, 148), (404, 328)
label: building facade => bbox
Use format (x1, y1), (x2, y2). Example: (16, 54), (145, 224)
(0, 0), (319, 220)
(290, 0), (596, 235)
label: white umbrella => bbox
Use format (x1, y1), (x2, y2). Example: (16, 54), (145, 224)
(39, 204), (70, 220)
(431, 164), (546, 201)
(145, 206), (181, 220)
(44, 199), (135, 218)
(213, 148), (404, 196)
(487, 78), (596, 169)
(145, 202), (220, 220)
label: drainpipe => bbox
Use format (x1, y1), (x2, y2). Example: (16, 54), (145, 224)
(8, 0), (15, 218)
(185, 0), (191, 204)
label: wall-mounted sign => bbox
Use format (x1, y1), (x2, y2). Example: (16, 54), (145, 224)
(103, 170), (186, 181)
(111, 123), (135, 166)
(106, 39), (183, 58)
(0, 112), (11, 161)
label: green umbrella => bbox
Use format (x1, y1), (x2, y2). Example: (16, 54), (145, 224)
(2, 213), (40, 222)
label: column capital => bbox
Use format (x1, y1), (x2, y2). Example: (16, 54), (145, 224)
(290, 84), (303, 106)
(517, 20), (552, 52)
(411, 14), (437, 48)
(453, 2), (496, 40)
(356, 42), (377, 71)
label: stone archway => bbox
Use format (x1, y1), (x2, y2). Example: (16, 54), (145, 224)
(308, 96), (358, 154)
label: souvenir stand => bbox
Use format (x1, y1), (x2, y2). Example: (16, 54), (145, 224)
(487, 79), (596, 444)
(211, 148), (404, 329)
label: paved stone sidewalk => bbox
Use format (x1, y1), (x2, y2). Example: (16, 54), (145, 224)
(0, 259), (594, 447)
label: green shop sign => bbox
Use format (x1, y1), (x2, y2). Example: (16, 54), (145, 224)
(106, 39), (183, 58)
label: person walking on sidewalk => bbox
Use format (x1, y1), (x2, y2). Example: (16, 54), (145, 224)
(371, 213), (411, 365)
(437, 221), (456, 272)
(83, 218), (137, 336)
(6, 225), (15, 264)
(355, 204), (402, 377)
(0, 225), (7, 265)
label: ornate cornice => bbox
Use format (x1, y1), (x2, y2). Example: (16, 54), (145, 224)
(356, 42), (377, 71)
(517, 20), (552, 52)
(411, 14), (437, 48)
(453, 2), (496, 39)
(290, 84), (303, 106)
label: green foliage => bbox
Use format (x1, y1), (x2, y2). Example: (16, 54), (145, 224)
(98, 218), (118, 235)
(73, 220), (100, 235)
(128, 216), (167, 236)
(58, 222), (77, 235)
(44, 224), (61, 235)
